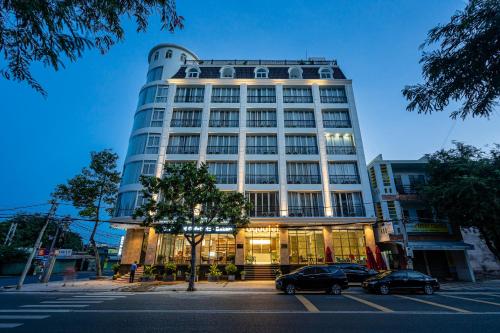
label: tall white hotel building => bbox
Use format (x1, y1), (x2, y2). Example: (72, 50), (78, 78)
(114, 44), (377, 276)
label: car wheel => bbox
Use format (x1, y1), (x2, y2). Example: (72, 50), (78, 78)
(329, 284), (342, 295)
(423, 284), (434, 295)
(379, 284), (390, 295)
(285, 284), (296, 295)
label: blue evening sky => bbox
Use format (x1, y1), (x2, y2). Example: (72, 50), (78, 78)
(0, 0), (498, 245)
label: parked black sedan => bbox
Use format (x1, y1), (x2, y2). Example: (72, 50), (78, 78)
(329, 263), (378, 282)
(276, 265), (349, 295)
(362, 270), (440, 295)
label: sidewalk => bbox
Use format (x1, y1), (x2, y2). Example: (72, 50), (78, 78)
(440, 279), (500, 292)
(1, 278), (128, 293)
(154, 280), (275, 292)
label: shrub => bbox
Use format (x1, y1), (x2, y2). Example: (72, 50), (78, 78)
(143, 265), (154, 277)
(208, 264), (221, 277)
(0, 245), (29, 263)
(164, 262), (177, 275)
(111, 263), (120, 274)
(225, 263), (237, 275)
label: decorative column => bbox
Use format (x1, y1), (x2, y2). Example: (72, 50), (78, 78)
(144, 228), (159, 265)
(235, 229), (245, 265)
(276, 84), (288, 216)
(279, 228), (289, 265)
(237, 84), (247, 193)
(363, 224), (377, 254)
(198, 83), (213, 165)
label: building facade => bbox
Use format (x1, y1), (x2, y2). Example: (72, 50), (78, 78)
(113, 44), (377, 275)
(367, 155), (475, 281)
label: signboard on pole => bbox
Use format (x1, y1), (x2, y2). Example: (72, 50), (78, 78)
(406, 222), (449, 234)
(56, 249), (73, 257)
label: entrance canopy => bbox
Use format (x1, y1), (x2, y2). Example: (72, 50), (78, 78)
(408, 241), (474, 251)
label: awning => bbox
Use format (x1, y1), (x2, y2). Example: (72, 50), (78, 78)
(408, 241), (474, 251)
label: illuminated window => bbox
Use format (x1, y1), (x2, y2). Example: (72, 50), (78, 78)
(332, 229), (366, 264)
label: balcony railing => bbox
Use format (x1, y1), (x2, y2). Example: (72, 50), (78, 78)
(288, 206), (324, 217)
(170, 119), (202, 127)
(287, 175), (321, 184)
(212, 175), (237, 184)
(249, 207), (280, 217)
(326, 146), (356, 155)
(246, 119), (277, 127)
(329, 175), (360, 184)
(320, 96), (347, 103)
(206, 146), (238, 154)
(396, 184), (422, 195)
(284, 119), (316, 128)
(174, 95), (204, 103)
(286, 146), (318, 154)
(247, 96), (276, 103)
(283, 96), (313, 103)
(332, 204), (365, 217)
(323, 120), (351, 128)
(209, 119), (239, 127)
(166, 145), (199, 154)
(246, 146), (278, 154)
(211, 96), (240, 103)
(245, 175), (279, 184)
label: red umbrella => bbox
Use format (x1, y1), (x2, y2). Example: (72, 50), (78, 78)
(366, 246), (377, 270)
(375, 246), (387, 270)
(325, 246), (333, 263)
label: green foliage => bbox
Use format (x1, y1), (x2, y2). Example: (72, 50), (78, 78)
(208, 264), (222, 277)
(0, 245), (29, 263)
(0, 0), (184, 96)
(165, 262), (177, 274)
(422, 142), (500, 260)
(224, 263), (237, 275)
(143, 265), (155, 277)
(111, 264), (120, 274)
(403, 0), (500, 119)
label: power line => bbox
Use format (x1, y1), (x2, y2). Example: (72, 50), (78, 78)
(0, 202), (50, 212)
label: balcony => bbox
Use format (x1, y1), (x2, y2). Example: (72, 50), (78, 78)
(211, 96), (240, 103)
(206, 146), (238, 154)
(326, 146), (356, 155)
(396, 184), (421, 195)
(320, 96), (347, 103)
(284, 120), (316, 128)
(249, 207), (280, 217)
(246, 146), (278, 154)
(288, 206), (324, 217)
(247, 96), (276, 103)
(212, 175), (237, 184)
(170, 119), (202, 127)
(209, 119), (239, 127)
(166, 145), (199, 154)
(287, 175), (321, 184)
(329, 175), (360, 184)
(245, 175), (279, 184)
(286, 146), (318, 154)
(174, 96), (204, 103)
(323, 120), (351, 128)
(246, 119), (277, 127)
(283, 96), (313, 103)
(332, 204), (365, 217)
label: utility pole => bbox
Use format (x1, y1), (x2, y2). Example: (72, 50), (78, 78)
(400, 216), (414, 270)
(41, 216), (72, 283)
(16, 201), (58, 290)
(3, 222), (18, 245)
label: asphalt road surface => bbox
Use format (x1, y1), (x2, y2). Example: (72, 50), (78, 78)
(0, 271), (112, 288)
(1, 289), (500, 332)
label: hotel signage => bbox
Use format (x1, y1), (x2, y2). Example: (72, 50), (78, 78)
(156, 224), (235, 234)
(406, 222), (449, 234)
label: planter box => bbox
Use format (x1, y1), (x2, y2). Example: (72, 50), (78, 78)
(163, 274), (176, 282)
(227, 275), (235, 281)
(139, 276), (155, 282)
(207, 275), (219, 282)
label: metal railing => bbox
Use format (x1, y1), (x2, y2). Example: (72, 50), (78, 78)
(287, 175), (321, 184)
(283, 96), (313, 103)
(247, 96), (276, 103)
(323, 120), (351, 128)
(212, 175), (237, 184)
(326, 146), (356, 155)
(396, 184), (422, 195)
(286, 146), (318, 154)
(246, 119), (277, 127)
(209, 119), (239, 127)
(245, 175), (279, 184)
(211, 96), (240, 103)
(288, 206), (324, 217)
(206, 146), (238, 154)
(331, 205), (366, 217)
(329, 175), (360, 184)
(246, 146), (278, 154)
(284, 119), (316, 128)
(166, 145), (199, 154)
(320, 96), (347, 103)
(249, 207), (280, 217)
(185, 59), (338, 66)
(170, 119), (202, 127)
(174, 96), (204, 103)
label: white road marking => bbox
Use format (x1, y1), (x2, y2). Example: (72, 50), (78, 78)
(20, 305), (89, 308)
(343, 294), (394, 313)
(0, 310), (70, 313)
(42, 301), (103, 304)
(0, 315), (49, 319)
(295, 295), (320, 313)
(442, 294), (500, 307)
(56, 298), (112, 301)
(73, 296), (123, 298)
(395, 295), (470, 313)
(0, 323), (23, 328)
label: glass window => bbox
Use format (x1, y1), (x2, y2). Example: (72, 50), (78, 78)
(320, 86), (347, 103)
(175, 87), (204, 103)
(199, 234), (236, 264)
(147, 66), (163, 82)
(207, 135), (238, 154)
(247, 87), (276, 103)
(322, 110), (351, 128)
(209, 110), (239, 127)
(186, 67), (200, 78)
(246, 109), (277, 127)
(156, 234), (192, 264)
(246, 135), (277, 154)
(153, 51), (159, 61)
(332, 229), (366, 264)
(284, 110), (315, 127)
(289, 67), (302, 79)
(288, 192), (324, 217)
(319, 67), (333, 79)
(180, 53), (187, 62)
(170, 109), (202, 127)
(211, 87), (240, 103)
(288, 229), (325, 264)
(325, 134), (356, 155)
(286, 162), (321, 184)
(127, 133), (159, 156)
(114, 191), (138, 217)
(137, 85), (169, 106)
(285, 135), (318, 154)
(220, 67), (235, 78)
(207, 162), (237, 184)
(245, 162), (278, 184)
(167, 135), (200, 154)
(165, 49), (172, 59)
(246, 192), (279, 217)
(133, 108), (165, 130)
(331, 192), (365, 217)
(255, 67), (268, 78)
(328, 162), (360, 184)
(283, 88), (313, 103)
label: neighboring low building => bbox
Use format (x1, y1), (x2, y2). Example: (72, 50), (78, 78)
(461, 227), (500, 278)
(367, 155), (475, 281)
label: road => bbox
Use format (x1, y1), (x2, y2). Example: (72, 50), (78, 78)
(1, 288), (500, 332)
(0, 271), (112, 288)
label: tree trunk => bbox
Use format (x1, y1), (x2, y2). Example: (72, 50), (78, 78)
(187, 215), (196, 291)
(89, 219), (102, 277)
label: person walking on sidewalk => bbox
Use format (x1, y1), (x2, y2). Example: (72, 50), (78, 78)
(129, 261), (138, 283)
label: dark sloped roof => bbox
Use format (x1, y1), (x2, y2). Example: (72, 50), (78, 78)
(172, 66), (346, 79)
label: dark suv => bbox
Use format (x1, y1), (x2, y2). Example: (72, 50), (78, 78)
(329, 263), (378, 283)
(275, 265), (349, 295)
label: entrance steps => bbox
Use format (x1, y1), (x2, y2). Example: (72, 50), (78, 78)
(244, 265), (279, 280)
(116, 266), (144, 283)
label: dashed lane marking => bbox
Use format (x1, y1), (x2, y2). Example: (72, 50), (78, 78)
(0, 323), (23, 328)
(295, 295), (320, 313)
(73, 296), (124, 298)
(56, 298), (113, 301)
(343, 294), (394, 313)
(0, 315), (49, 320)
(41, 301), (103, 304)
(0, 310), (70, 313)
(20, 305), (89, 308)
(395, 295), (470, 313)
(442, 294), (500, 307)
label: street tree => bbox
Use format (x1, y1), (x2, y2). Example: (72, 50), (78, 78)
(422, 142), (500, 260)
(0, 0), (184, 96)
(53, 149), (121, 277)
(134, 162), (251, 291)
(403, 0), (500, 119)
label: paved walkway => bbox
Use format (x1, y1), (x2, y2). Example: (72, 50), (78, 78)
(441, 279), (500, 292)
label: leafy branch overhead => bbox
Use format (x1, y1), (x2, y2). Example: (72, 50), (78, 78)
(0, 0), (184, 96)
(403, 0), (500, 119)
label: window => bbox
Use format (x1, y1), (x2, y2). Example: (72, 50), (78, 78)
(170, 109), (202, 127)
(332, 229), (366, 264)
(289, 67), (302, 79)
(387, 201), (398, 220)
(286, 162), (321, 184)
(142, 160), (156, 176)
(163, 161), (197, 177)
(246, 109), (277, 127)
(380, 164), (391, 186)
(165, 49), (172, 59)
(137, 85), (169, 106)
(186, 67), (200, 78)
(322, 110), (351, 128)
(155, 86), (168, 103)
(207, 162), (237, 184)
(283, 87), (313, 103)
(325, 134), (356, 155)
(319, 67), (333, 79)
(255, 67), (268, 78)
(174, 86), (204, 103)
(207, 135), (238, 154)
(246, 135), (277, 154)
(199, 234), (236, 264)
(146, 66), (163, 82)
(153, 51), (159, 61)
(331, 192), (365, 217)
(114, 191), (139, 217)
(156, 234), (192, 264)
(145, 134), (161, 154)
(288, 192), (324, 217)
(246, 192), (279, 217)
(320, 86), (347, 103)
(328, 162), (360, 184)
(220, 66), (235, 78)
(247, 87), (276, 103)
(133, 108), (165, 130)
(121, 161), (142, 185)
(211, 87), (240, 103)
(289, 229), (325, 264)
(180, 53), (187, 62)
(284, 110), (315, 127)
(209, 110), (239, 127)
(245, 162), (278, 184)
(285, 135), (318, 154)
(166, 135), (200, 154)
(127, 133), (161, 156)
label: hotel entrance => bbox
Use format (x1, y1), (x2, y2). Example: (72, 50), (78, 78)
(244, 227), (280, 265)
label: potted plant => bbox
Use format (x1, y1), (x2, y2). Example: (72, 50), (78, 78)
(112, 273), (121, 280)
(207, 264), (221, 282)
(274, 268), (282, 278)
(225, 263), (237, 281)
(163, 262), (177, 281)
(111, 263), (120, 275)
(140, 265), (155, 282)
(240, 270), (246, 280)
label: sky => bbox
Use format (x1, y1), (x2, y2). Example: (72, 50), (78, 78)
(0, 0), (498, 245)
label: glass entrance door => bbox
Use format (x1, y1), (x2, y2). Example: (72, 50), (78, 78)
(244, 228), (280, 265)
